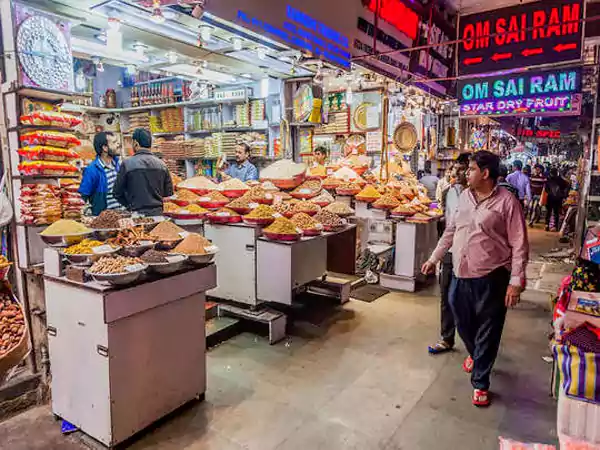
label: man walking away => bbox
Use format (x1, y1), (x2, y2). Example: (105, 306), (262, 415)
(544, 167), (569, 232)
(497, 165), (519, 198)
(422, 151), (529, 407)
(114, 128), (173, 216)
(506, 160), (531, 208)
(419, 161), (439, 200)
(428, 160), (468, 355)
(528, 164), (547, 226)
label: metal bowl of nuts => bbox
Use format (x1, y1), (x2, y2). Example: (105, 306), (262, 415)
(86, 256), (148, 286)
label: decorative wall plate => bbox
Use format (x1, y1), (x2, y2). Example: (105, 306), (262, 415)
(393, 123), (418, 153)
(17, 15), (72, 90)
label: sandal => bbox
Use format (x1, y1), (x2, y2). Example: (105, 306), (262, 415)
(428, 340), (453, 355)
(472, 389), (490, 407)
(462, 356), (474, 373)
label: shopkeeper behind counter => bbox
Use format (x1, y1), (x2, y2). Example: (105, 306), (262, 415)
(220, 143), (258, 182)
(114, 128), (173, 216)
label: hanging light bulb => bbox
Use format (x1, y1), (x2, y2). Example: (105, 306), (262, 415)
(231, 37), (243, 52)
(132, 42), (149, 62)
(200, 25), (213, 42)
(256, 47), (267, 60)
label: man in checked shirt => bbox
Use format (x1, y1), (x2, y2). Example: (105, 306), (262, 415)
(422, 151), (529, 407)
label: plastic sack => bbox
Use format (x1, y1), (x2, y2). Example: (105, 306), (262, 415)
(498, 437), (555, 449)
(0, 172), (13, 228)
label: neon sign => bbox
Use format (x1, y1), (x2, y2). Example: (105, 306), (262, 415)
(458, 0), (583, 76)
(236, 6), (351, 69)
(366, 0), (420, 41)
(458, 68), (582, 117)
(517, 129), (561, 139)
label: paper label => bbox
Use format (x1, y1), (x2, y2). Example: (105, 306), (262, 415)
(366, 131), (383, 153)
(273, 213), (283, 218)
(165, 255), (181, 264)
(118, 218), (135, 228)
(179, 231), (190, 238)
(216, 212), (230, 217)
(199, 197), (211, 202)
(299, 188), (312, 194)
(125, 264), (145, 272)
(315, 223), (324, 230)
(92, 245), (114, 255)
(205, 245), (219, 254)
(366, 106), (380, 129)
(249, 203), (260, 209)
(265, 193), (273, 200)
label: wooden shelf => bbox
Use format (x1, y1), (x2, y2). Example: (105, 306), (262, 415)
(13, 87), (91, 103)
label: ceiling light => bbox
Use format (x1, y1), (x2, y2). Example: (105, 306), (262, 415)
(241, 73), (252, 79)
(95, 32), (107, 43)
(163, 9), (178, 20)
(167, 51), (178, 64)
(256, 47), (267, 60)
(232, 37), (243, 51)
(200, 25), (213, 42)
(280, 55), (292, 63)
(202, 60), (208, 68)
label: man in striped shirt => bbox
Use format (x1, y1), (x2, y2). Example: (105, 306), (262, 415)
(79, 132), (121, 216)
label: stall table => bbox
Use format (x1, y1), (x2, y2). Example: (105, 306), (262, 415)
(44, 264), (216, 448)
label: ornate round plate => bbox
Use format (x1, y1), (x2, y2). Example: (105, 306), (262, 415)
(17, 15), (72, 89)
(393, 123), (418, 153)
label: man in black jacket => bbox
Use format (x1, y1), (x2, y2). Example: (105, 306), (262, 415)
(114, 128), (173, 216)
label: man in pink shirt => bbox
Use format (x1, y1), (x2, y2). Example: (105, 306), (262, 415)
(422, 151), (529, 407)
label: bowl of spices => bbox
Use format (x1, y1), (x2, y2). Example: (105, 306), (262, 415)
(62, 239), (120, 266)
(227, 194), (253, 215)
(206, 208), (242, 224)
(171, 233), (218, 264)
(39, 220), (92, 247)
(90, 210), (127, 239)
(243, 204), (277, 226)
(141, 249), (188, 275)
(149, 221), (186, 250)
(262, 217), (301, 242)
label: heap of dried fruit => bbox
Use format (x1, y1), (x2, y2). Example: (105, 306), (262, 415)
(91, 210), (124, 229)
(245, 205), (276, 219)
(0, 294), (25, 356)
(89, 256), (144, 274)
(314, 210), (344, 228)
(373, 194), (401, 209)
(291, 213), (320, 231)
(64, 239), (105, 255)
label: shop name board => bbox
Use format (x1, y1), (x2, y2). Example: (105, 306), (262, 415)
(214, 88), (248, 101)
(458, 68), (582, 116)
(517, 129), (561, 138)
(237, 6), (351, 69)
(365, 0), (420, 41)
(458, 0), (583, 76)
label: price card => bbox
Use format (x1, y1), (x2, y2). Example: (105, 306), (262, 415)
(216, 212), (230, 217)
(249, 202), (260, 209)
(205, 245), (219, 254)
(179, 231), (190, 238)
(92, 245), (114, 255)
(273, 213), (283, 218)
(299, 188), (312, 194)
(200, 197), (211, 202)
(366, 131), (383, 153)
(366, 105), (380, 129)
(124, 264), (145, 272)
(119, 218), (135, 228)
(165, 255), (182, 264)
(265, 193), (273, 200)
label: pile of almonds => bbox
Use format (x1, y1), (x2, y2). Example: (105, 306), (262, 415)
(0, 295), (25, 356)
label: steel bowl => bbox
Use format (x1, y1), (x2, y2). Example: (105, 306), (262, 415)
(119, 241), (156, 257)
(87, 264), (148, 286)
(145, 254), (188, 275)
(39, 231), (93, 248)
(62, 245), (121, 266)
(174, 246), (218, 265)
(92, 228), (122, 240)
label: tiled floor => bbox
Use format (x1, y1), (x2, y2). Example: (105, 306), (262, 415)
(0, 230), (561, 449)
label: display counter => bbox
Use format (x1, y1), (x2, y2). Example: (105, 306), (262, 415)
(44, 264), (216, 447)
(205, 222), (356, 306)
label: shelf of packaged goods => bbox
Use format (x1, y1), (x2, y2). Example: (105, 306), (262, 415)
(152, 132), (186, 137)
(13, 174), (80, 180)
(9, 125), (84, 134)
(11, 87), (91, 103)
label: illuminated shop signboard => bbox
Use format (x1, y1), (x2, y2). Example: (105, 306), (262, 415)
(237, 6), (351, 69)
(458, 0), (583, 76)
(516, 129), (561, 138)
(457, 68), (582, 117)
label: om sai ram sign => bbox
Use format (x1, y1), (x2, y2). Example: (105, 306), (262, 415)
(457, 68), (582, 117)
